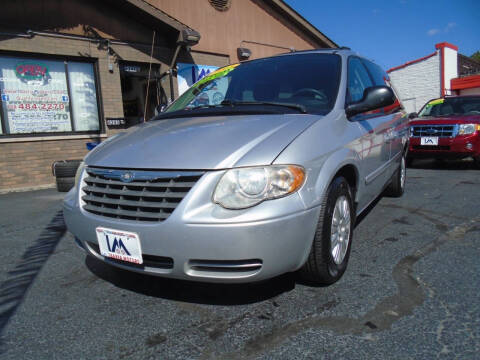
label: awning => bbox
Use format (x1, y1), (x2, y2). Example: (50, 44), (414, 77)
(104, 0), (200, 46)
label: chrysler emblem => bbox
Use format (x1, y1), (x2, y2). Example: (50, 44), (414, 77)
(120, 171), (135, 183)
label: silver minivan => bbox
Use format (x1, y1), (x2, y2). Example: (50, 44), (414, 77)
(63, 49), (408, 285)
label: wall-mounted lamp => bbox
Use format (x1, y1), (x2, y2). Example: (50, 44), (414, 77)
(237, 47), (252, 60)
(177, 29), (201, 47)
(238, 40), (295, 61)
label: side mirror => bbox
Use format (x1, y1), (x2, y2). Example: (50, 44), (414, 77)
(345, 86), (396, 118)
(408, 112), (418, 119)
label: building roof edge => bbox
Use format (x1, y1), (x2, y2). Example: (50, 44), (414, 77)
(387, 51), (437, 73)
(263, 0), (338, 48)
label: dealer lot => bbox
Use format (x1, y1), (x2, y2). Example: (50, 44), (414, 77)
(0, 159), (479, 359)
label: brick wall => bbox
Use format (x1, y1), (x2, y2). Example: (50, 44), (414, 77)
(0, 35), (125, 191)
(0, 34), (160, 191)
(0, 137), (100, 191)
(0, 33), (229, 192)
(389, 53), (441, 113)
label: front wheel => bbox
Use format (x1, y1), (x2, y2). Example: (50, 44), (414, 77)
(300, 177), (354, 285)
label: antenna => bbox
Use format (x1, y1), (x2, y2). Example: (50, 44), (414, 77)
(143, 30), (156, 122)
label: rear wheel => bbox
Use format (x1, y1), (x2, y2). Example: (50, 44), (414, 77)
(406, 156), (413, 167)
(300, 177), (354, 285)
(384, 154), (406, 197)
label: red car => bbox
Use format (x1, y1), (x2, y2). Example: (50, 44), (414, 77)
(408, 95), (480, 167)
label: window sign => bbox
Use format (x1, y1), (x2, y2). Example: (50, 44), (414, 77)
(0, 55), (100, 136)
(68, 62), (100, 131)
(0, 57), (71, 134)
(185, 77), (230, 108)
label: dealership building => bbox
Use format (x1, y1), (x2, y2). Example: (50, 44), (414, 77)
(0, 0), (336, 192)
(388, 42), (480, 113)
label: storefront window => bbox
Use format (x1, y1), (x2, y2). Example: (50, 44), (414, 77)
(0, 55), (100, 135)
(68, 62), (100, 131)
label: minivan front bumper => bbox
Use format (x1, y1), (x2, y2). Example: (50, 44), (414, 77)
(408, 133), (480, 159)
(63, 170), (320, 283)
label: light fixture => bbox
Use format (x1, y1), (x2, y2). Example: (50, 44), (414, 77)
(178, 29), (201, 47)
(237, 47), (252, 60)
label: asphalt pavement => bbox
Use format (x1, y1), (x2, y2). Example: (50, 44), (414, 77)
(0, 158), (479, 359)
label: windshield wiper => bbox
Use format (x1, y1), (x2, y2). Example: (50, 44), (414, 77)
(221, 100), (307, 113)
(186, 104), (226, 110)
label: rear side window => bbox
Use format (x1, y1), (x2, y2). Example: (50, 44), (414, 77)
(347, 57), (373, 103)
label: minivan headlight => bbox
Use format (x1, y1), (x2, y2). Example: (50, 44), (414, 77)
(74, 161), (85, 188)
(213, 165), (305, 209)
(458, 124), (476, 135)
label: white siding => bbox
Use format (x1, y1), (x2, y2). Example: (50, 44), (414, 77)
(444, 47), (458, 95)
(389, 52), (440, 113)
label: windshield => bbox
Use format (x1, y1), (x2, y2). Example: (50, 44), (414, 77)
(165, 53), (341, 115)
(418, 97), (480, 117)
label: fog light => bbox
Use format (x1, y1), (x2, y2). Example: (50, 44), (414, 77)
(466, 143), (473, 150)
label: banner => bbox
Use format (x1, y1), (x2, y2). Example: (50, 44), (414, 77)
(177, 63), (219, 96)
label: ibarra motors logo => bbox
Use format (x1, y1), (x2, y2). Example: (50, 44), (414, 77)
(15, 62), (50, 85)
(106, 235), (131, 256)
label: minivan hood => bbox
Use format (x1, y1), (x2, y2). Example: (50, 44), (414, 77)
(86, 114), (319, 169)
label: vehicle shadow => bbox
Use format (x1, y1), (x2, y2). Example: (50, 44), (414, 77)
(0, 210), (66, 349)
(408, 158), (478, 170)
(85, 256), (296, 305)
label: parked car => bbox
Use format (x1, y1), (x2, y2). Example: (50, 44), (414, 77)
(63, 49), (408, 285)
(408, 96), (480, 167)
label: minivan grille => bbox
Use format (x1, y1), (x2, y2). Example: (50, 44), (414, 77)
(81, 168), (203, 222)
(410, 124), (456, 138)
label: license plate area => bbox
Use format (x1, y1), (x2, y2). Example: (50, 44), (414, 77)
(420, 137), (439, 146)
(96, 227), (143, 264)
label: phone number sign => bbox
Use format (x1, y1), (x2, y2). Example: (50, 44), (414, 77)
(1, 89), (71, 133)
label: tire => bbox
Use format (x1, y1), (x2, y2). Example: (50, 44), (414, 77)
(384, 154), (406, 198)
(474, 157), (480, 169)
(56, 176), (75, 192)
(406, 156), (413, 167)
(434, 158), (447, 166)
(300, 177), (354, 285)
(53, 160), (82, 178)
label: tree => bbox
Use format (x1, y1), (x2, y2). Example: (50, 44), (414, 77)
(471, 51), (480, 63)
